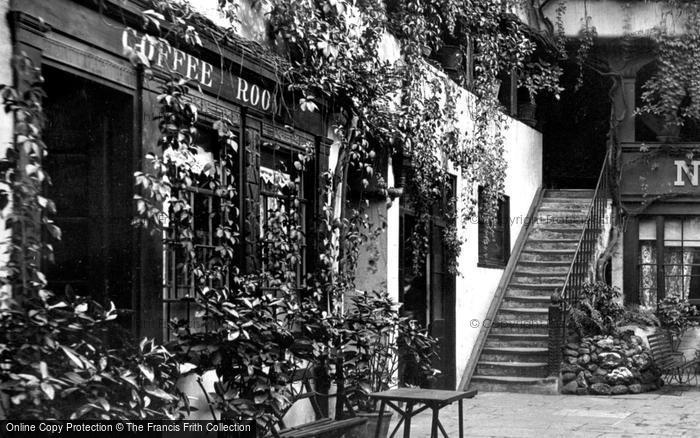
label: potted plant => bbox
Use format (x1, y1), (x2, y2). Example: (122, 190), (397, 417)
(518, 60), (563, 128)
(657, 294), (698, 349)
(342, 291), (440, 438)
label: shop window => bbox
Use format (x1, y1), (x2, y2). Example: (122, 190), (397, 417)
(478, 189), (510, 268)
(638, 216), (700, 308)
(259, 146), (307, 291)
(163, 128), (238, 336)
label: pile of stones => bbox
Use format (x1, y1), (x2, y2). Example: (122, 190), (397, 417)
(561, 334), (663, 395)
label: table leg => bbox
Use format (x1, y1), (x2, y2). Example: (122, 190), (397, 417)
(403, 402), (414, 438)
(430, 406), (439, 438)
(458, 399), (464, 438)
(375, 400), (387, 438)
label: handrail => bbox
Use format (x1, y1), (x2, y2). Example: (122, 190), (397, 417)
(557, 150), (611, 332)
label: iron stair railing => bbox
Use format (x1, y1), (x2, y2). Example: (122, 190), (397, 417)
(548, 151), (611, 375)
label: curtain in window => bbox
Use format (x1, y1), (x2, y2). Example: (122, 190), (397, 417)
(664, 248), (693, 299)
(639, 241), (657, 308)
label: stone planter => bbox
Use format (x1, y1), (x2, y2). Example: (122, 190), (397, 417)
(345, 411), (394, 438)
(560, 334), (663, 395)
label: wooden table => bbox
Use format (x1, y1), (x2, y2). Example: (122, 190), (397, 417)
(369, 388), (477, 438)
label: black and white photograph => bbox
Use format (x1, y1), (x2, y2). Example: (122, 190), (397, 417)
(1, 0), (700, 436)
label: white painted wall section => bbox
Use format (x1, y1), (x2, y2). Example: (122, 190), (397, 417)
(454, 119), (542, 388)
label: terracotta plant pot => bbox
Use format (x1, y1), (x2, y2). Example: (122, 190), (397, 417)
(518, 101), (537, 127)
(345, 411), (394, 438)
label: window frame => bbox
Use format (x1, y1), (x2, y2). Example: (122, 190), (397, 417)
(477, 189), (511, 269)
(636, 215), (700, 307)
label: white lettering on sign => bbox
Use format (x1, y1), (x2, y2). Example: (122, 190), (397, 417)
(123, 28), (214, 87)
(235, 77), (273, 111)
(123, 28), (275, 112)
(674, 160), (700, 186)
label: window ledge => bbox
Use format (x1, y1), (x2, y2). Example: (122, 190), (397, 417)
(478, 262), (507, 270)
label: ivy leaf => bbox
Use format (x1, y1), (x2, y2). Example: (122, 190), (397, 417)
(139, 364), (155, 383)
(41, 382), (55, 400)
(60, 346), (85, 370)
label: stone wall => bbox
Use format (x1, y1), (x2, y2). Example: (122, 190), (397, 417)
(561, 334), (663, 395)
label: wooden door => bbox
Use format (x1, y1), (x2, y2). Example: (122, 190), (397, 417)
(428, 221), (456, 389)
(399, 211), (456, 389)
(43, 67), (134, 319)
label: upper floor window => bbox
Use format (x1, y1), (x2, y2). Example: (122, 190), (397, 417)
(478, 188), (510, 268)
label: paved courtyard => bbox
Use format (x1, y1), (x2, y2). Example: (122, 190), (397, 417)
(388, 386), (700, 437)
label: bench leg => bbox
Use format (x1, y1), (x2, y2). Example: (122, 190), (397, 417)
(375, 400), (387, 438)
(458, 399), (463, 438)
(404, 402), (414, 438)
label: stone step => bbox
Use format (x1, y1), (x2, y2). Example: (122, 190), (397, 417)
(513, 270), (568, 278)
(532, 221), (586, 230)
(475, 361), (549, 378)
(488, 324), (549, 336)
(539, 202), (591, 209)
(528, 229), (583, 240)
(540, 196), (593, 203)
(523, 240), (579, 251)
(544, 189), (595, 198)
(480, 347), (549, 363)
(469, 376), (559, 394)
(502, 295), (551, 308)
(533, 209), (589, 218)
(512, 266), (569, 276)
(506, 285), (560, 297)
(510, 274), (565, 285)
(486, 333), (549, 348)
(519, 250), (576, 263)
(495, 308), (548, 324)
(517, 260), (572, 267)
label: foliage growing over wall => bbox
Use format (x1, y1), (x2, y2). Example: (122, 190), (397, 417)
(0, 55), (186, 420)
(146, 0), (563, 274)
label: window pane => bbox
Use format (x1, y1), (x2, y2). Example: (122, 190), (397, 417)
(639, 218), (656, 240)
(665, 218), (682, 245)
(683, 217), (700, 247)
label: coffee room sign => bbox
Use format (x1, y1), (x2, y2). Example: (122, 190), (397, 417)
(122, 28), (276, 113)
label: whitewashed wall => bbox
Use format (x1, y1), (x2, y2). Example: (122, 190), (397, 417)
(541, 0), (683, 38)
(0, 0), (13, 294)
(192, 0), (545, 390)
(454, 119), (542, 387)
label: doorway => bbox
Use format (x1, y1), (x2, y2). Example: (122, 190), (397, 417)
(398, 199), (457, 389)
(43, 67), (134, 324)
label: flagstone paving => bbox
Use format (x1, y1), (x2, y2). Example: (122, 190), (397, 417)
(386, 385), (700, 437)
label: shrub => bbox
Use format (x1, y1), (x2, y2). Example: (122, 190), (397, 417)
(0, 291), (186, 419)
(343, 291), (439, 412)
(568, 282), (624, 337)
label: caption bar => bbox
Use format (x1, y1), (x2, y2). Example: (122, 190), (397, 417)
(1, 420), (255, 437)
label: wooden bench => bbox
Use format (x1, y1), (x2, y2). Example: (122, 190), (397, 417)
(648, 330), (700, 385)
(266, 365), (367, 438)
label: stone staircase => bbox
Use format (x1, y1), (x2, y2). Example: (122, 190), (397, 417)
(469, 189), (594, 394)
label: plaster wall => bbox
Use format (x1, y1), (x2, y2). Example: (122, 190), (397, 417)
(454, 119), (542, 387)
(0, 0), (12, 292)
(542, 0), (684, 39)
